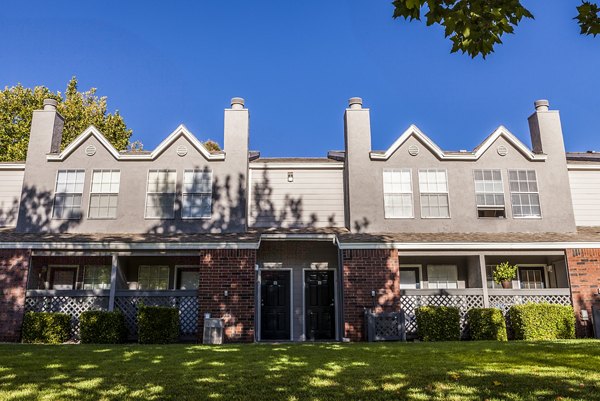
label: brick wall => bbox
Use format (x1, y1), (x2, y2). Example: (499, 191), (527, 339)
(0, 249), (30, 342)
(197, 249), (256, 343)
(342, 249), (399, 341)
(566, 248), (600, 337)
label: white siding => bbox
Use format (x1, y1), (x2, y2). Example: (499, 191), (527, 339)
(0, 169), (24, 227)
(569, 169), (600, 226)
(249, 167), (345, 228)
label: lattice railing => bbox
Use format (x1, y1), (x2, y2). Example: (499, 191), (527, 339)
(24, 291), (109, 338)
(114, 291), (199, 338)
(400, 290), (485, 337)
(488, 291), (572, 315)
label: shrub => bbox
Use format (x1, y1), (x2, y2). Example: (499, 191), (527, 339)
(415, 306), (460, 341)
(467, 308), (507, 341)
(137, 305), (179, 344)
(21, 312), (71, 344)
(509, 303), (575, 340)
(80, 311), (127, 344)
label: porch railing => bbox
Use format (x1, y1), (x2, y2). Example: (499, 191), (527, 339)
(488, 288), (572, 315)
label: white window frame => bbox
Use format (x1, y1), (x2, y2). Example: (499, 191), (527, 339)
(426, 265), (458, 289)
(144, 169), (177, 219)
(517, 264), (548, 290)
(182, 169), (213, 219)
(509, 169), (542, 219)
(48, 265), (79, 290)
(52, 169), (85, 220)
(399, 264), (423, 290)
(173, 265), (200, 290)
(473, 169), (506, 218)
(383, 169), (414, 219)
(137, 265), (170, 290)
(82, 265), (112, 290)
(418, 169), (450, 219)
(88, 170), (120, 220)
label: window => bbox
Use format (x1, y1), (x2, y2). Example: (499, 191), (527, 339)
(50, 266), (78, 290)
(509, 170), (541, 218)
(176, 267), (200, 290)
(474, 169), (505, 218)
(383, 169), (413, 218)
(89, 170), (120, 219)
(145, 170), (177, 218)
(426, 265), (458, 289)
(182, 170), (212, 218)
(399, 266), (421, 289)
(418, 169), (450, 218)
(53, 170), (85, 219)
(519, 266), (546, 289)
(138, 265), (170, 290)
(83, 265), (111, 290)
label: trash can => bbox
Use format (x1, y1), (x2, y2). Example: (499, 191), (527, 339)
(203, 318), (224, 344)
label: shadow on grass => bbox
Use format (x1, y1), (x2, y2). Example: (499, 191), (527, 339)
(0, 341), (599, 400)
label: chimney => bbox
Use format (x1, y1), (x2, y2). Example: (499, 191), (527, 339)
(26, 99), (64, 163)
(224, 97), (249, 161)
(344, 97), (372, 162)
(528, 99), (566, 157)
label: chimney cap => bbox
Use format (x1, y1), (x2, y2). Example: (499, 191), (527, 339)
(534, 99), (550, 111)
(231, 97), (245, 109)
(348, 97), (363, 109)
(43, 98), (58, 111)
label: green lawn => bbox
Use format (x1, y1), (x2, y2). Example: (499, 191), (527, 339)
(0, 341), (599, 401)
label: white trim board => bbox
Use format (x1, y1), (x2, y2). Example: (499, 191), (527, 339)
(337, 241), (600, 250)
(47, 125), (225, 162)
(0, 241), (260, 250)
(567, 164), (600, 171)
(249, 162), (344, 170)
(370, 125), (547, 162)
(0, 163), (25, 170)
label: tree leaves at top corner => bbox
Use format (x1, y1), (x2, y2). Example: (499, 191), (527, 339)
(575, 1), (600, 36)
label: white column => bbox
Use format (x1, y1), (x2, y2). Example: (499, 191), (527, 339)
(108, 254), (118, 311)
(479, 254), (489, 308)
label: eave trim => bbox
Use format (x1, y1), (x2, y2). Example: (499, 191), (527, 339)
(0, 241), (260, 250)
(337, 241), (600, 250)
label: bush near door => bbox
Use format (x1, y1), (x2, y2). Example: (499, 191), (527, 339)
(509, 303), (575, 340)
(80, 311), (127, 344)
(21, 312), (71, 344)
(137, 305), (179, 344)
(415, 306), (460, 341)
(467, 308), (508, 341)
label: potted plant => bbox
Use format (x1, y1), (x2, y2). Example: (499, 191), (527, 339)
(493, 262), (518, 289)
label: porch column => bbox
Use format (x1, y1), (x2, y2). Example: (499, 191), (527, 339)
(479, 254), (490, 308)
(108, 254), (118, 311)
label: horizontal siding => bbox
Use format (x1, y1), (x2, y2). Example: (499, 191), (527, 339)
(249, 168), (345, 228)
(569, 170), (600, 226)
(0, 170), (24, 227)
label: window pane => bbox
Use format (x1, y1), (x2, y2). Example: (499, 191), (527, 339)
(509, 170), (541, 217)
(383, 169), (413, 218)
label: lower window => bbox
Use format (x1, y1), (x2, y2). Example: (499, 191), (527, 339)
(176, 267), (200, 290)
(399, 266), (421, 289)
(426, 265), (458, 289)
(138, 265), (170, 290)
(50, 266), (78, 290)
(519, 266), (546, 289)
(83, 265), (111, 290)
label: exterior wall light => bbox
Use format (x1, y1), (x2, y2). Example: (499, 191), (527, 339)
(287, 172), (294, 182)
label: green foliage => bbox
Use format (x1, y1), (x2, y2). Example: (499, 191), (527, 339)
(21, 312), (71, 344)
(492, 261), (518, 284)
(392, 1), (599, 58)
(415, 305), (460, 341)
(467, 308), (507, 341)
(576, 1), (600, 36)
(0, 76), (133, 162)
(509, 303), (576, 340)
(137, 305), (179, 344)
(80, 311), (127, 344)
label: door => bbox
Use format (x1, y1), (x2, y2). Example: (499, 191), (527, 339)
(260, 270), (291, 340)
(519, 266), (546, 289)
(305, 270), (335, 340)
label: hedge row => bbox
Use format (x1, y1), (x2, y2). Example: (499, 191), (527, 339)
(21, 312), (71, 344)
(80, 311), (127, 344)
(415, 303), (575, 342)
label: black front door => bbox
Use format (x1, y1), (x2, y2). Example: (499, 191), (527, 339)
(260, 270), (291, 340)
(305, 270), (336, 340)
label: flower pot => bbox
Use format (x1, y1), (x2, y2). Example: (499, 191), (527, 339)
(501, 280), (511, 289)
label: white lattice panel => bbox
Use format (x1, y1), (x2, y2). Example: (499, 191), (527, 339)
(114, 296), (199, 337)
(489, 295), (572, 315)
(24, 296), (109, 338)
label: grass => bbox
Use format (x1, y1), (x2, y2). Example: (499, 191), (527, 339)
(0, 341), (599, 400)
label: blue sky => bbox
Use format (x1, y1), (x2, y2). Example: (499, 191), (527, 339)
(1, 1), (599, 156)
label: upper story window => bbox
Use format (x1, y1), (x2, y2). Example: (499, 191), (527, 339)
(145, 169), (177, 219)
(474, 169), (505, 218)
(53, 170), (85, 219)
(89, 170), (120, 219)
(383, 169), (413, 218)
(182, 170), (212, 219)
(418, 169), (449, 218)
(509, 170), (541, 218)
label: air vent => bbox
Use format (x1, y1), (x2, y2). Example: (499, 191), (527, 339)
(85, 145), (96, 156)
(497, 145), (508, 156)
(176, 145), (188, 157)
(408, 145), (419, 156)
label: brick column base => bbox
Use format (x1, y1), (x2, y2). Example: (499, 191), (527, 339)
(0, 249), (30, 342)
(566, 248), (600, 338)
(198, 249), (256, 343)
(342, 249), (399, 341)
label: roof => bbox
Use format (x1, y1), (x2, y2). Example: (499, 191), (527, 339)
(566, 152), (600, 164)
(251, 157), (340, 163)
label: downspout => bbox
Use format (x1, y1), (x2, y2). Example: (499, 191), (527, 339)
(334, 235), (344, 342)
